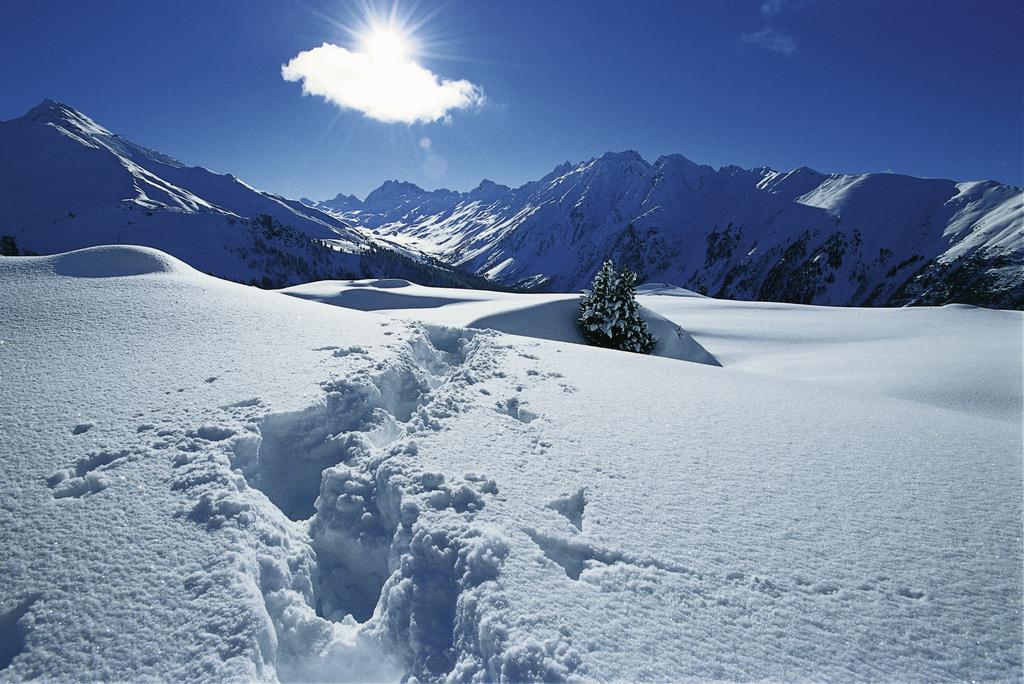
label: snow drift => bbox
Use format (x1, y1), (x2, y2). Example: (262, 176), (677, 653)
(280, 279), (720, 366)
(48, 245), (186, 278)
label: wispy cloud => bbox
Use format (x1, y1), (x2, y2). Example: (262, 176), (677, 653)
(740, 26), (797, 56)
(282, 43), (484, 124)
(760, 0), (818, 17)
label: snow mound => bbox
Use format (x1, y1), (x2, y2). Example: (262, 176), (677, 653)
(281, 280), (475, 311)
(282, 280), (720, 365)
(47, 245), (186, 278)
(468, 299), (720, 366)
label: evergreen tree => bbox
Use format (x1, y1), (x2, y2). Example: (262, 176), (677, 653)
(613, 267), (656, 353)
(578, 260), (617, 342)
(0, 235), (19, 256)
(578, 260), (656, 353)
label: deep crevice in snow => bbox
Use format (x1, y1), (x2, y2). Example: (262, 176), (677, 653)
(235, 381), (392, 521)
(0, 594), (39, 671)
(154, 322), (581, 681)
(311, 462), (402, 623)
(236, 327), (476, 522)
(304, 326), (483, 626)
(213, 324), (513, 678)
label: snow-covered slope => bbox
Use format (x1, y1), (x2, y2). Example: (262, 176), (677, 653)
(2, 246), (1020, 681)
(317, 152), (1024, 308)
(279, 279), (721, 366)
(0, 101), (485, 289)
(281, 278), (1021, 423)
(641, 289), (1022, 424)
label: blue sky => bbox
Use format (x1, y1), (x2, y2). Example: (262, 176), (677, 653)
(2, 0), (1021, 199)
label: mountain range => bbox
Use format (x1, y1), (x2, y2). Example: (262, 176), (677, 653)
(2, 100), (1020, 307)
(310, 152), (1023, 307)
(0, 100), (489, 289)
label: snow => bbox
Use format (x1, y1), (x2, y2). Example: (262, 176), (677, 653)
(48, 244), (182, 278)
(639, 293), (1022, 424)
(1, 247), (1021, 681)
(0, 100), (480, 289)
(1, 100), (357, 245)
(314, 151), (1023, 306)
(4, 99), (1020, 307)
(280, 279), (720, 366)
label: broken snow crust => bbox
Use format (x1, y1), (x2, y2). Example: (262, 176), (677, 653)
(0, 247), (1021, 681)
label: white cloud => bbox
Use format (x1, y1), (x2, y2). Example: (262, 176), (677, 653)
(281, 42), (484, 124)
(741, 26), (796, 56)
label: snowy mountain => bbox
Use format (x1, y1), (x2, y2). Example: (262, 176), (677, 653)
(0, 100), (488, 288)
(316, 151), (1023, 308)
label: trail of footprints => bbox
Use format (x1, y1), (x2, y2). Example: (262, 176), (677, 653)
(45, 323), (927, 679)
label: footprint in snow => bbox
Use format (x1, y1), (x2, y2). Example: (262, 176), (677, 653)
(223, 397), (261, 409)
(546, 488), (587, 531)
(47, 448), (135, 499)
(187, 425), (236, 442)
(496, 397), (539, 423)
(525, 528), (691, 581)
(0, 593), (41, 670)
(333, 346), (367, 358)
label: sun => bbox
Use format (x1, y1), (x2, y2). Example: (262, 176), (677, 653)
(362, 24), (411, 63)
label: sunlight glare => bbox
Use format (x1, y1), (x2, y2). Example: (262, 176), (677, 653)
(363, 24), (410, 63)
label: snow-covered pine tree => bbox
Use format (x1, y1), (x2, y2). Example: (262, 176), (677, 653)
(578, 260), (617, 344)
(578, 260), (656, 353)
(613, 267), (656, 353)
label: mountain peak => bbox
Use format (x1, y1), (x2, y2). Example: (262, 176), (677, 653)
(383, 179), (425, 192)
(363, 179), (427, 206)
(27, 99), (78, 121)
(655, 153), (699, 169)
(21, 99), (111, 138)
(470, 178), (511, 196)
(29, 98), (65, 113)
(550, 161), (574, 176)
(595, 150), (648, 165)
